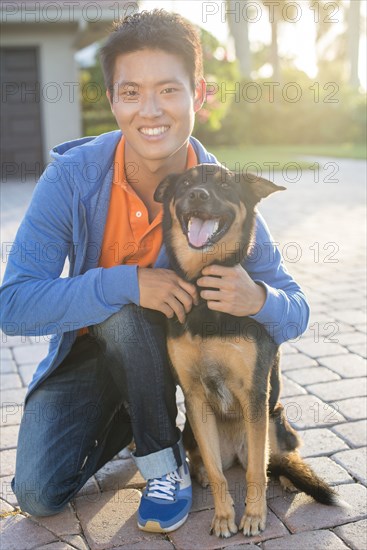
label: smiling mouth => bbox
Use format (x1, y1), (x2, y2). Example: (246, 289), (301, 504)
(139, 125), (170, 136)
(180, 211), (232, 249)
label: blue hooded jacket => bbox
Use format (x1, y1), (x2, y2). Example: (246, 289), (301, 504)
(0, 130), (309, 398)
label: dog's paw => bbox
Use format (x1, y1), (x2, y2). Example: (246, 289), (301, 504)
(194, 464), (210, 488)
(188, 456), (210, 488)
(210, 514), (238, 538)
(239, 508), (267, 536)
(127, 440), (136, 453)
(279, 475), (297, 493)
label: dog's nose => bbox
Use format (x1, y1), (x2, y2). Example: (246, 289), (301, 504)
(188, 187), (210, 202)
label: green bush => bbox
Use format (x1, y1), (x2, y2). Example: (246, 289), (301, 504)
(196, 71), (366, 147)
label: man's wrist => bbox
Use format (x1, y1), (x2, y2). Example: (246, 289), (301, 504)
(252, 282), (266, 315)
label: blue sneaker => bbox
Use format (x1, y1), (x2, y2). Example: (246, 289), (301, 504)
(137, 458), (192, 533)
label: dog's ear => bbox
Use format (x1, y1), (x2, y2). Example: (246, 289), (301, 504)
(239, 173), (286, 203)
(154, 173), (180, 203)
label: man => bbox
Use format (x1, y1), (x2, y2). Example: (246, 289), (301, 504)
(0, 10), (309, 533)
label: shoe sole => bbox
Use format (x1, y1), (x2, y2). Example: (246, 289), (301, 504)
(137, 513), (189, 533)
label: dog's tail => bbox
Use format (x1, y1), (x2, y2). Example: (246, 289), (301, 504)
(269, 452), (340, 505)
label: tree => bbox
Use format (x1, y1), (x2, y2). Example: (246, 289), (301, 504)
(261, 0), (298, 81)
(226, 0), (251, 78)
(312, 0), (345, 80)
(347, 0), (361, 88)
(312, 0), (363, 88)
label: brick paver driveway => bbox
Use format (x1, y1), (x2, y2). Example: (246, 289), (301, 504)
(1, 158), (366, 549)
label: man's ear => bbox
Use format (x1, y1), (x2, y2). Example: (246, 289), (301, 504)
(194, 78), (206, 113)
(154, 173), (180, 203)
(240, 173), (286, 203)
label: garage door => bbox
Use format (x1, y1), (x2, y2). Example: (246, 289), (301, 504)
(0, 47), (43, 181)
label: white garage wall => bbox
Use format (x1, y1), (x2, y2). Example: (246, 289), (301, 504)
(2, 24), (82, 164)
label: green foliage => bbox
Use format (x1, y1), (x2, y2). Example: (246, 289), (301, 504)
(80, 63), (117, 136)
(194, 28), (239, 142)
(195, 1), (365, 147)
(198, 68), (366, 147)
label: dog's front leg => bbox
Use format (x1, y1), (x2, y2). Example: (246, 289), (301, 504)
(238, 392), (269, 536)
(185, 390), (238, 538)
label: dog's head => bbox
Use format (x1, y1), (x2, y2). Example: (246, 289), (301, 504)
(154, 164), (285, 280)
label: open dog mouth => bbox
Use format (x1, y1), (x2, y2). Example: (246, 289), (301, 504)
(180, 211), (232, 249)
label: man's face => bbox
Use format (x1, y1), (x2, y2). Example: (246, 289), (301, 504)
(107, 49), (204, 166)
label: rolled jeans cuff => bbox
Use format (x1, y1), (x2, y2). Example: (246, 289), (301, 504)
(131, 435), (184, 480)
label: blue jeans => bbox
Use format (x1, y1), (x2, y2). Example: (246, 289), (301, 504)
(12, 305), (182, 516)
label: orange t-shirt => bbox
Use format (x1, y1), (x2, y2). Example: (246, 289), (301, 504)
(99, 136), (198, 269)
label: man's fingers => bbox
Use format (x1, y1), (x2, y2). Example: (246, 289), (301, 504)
(174, 287), (194, 313)
(138, 268), (198, 319)
(161, 303), (175, 319)
(202, 264), (230, 277)
(167, 295), (186, 324)
(207, 300), (226, 312)
(197, 275), (225, 290)
(200, 289), (221, 301)
(177, 278), (199, 304)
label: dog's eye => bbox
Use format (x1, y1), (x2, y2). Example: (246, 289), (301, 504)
(182, 180), (191, 187)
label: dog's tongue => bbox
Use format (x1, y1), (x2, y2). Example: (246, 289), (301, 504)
(188, 217), (219, 248)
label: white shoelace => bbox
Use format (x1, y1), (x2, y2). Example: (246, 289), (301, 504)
(146, 470), (183, 501)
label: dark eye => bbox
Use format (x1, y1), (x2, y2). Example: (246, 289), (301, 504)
(182, 179), (191, 187)
(161, 87), (177, 94)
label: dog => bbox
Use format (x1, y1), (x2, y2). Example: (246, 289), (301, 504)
(154, 164), (337, 538)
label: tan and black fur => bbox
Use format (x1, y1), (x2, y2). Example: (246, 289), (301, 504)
(154, 164), (337, 538)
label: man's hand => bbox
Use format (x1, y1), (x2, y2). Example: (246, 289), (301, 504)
(197, 264), (266, 317)
(138, 268), (199, 323)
